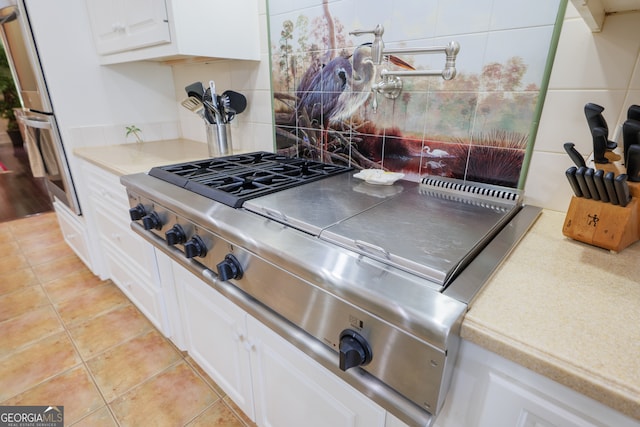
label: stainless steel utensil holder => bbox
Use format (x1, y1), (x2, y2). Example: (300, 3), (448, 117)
(206, 123), (233, 157)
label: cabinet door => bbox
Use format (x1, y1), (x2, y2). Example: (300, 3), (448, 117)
(173, 265), (255, 421)
(247, 316), (386, 427)
(86, 0), (170, 55)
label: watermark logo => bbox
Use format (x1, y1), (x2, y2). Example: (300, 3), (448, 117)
(0, 406), (63, 427)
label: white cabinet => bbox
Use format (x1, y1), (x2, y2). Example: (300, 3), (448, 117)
(85, 0), (170, 55)
(434, 340), (640, 427)
(84, 0), (260, 64)
(172, 263), (255, 420)
(53, 198), (94, 271)
(81, 160), (170, 335)
(171, 262), (387, 427)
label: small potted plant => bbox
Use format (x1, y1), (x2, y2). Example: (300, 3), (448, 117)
(0, 44), (22, 147)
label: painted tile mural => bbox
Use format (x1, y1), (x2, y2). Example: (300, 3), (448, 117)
(269, 0), (562, 187)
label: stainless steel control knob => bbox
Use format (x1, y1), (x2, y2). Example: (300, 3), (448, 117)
(338, 329), (372, 371)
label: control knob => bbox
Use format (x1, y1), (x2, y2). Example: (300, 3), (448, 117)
(141, 212), (162, 230)
(216, 254), (243, 281)
(184, 235), (207, 258)
(129, 204), (146, 221)
(165, 224), (186, 246)
(338, 329), (372, 371)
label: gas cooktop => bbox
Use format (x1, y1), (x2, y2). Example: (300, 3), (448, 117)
(148, 152), (352, 208)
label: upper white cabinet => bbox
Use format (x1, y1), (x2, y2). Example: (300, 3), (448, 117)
(85, 0), (170, 55)
(85, 0), (260, 64)
(571, 0), (640, 31)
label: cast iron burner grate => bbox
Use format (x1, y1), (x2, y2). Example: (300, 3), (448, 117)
(148, 152), (352, 207)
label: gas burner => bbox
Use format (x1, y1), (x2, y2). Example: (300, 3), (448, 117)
(148, 152), (352, 207)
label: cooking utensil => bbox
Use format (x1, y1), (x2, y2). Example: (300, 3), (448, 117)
(614, 174), (631, 207)
(181, 96), (205, 119)
(593, 169), (609, 202)
(604, 171), (619, 205)
(209, 80), (219, 109)
(565, 166), (583, 197)
(626, 144), (640, 182)
(203, 88), (223, 124)
(563, 142), (586, 168)
(222, 90), (247, 114)
(584, 103), (617, 151)
(185, 81), (205, 100)
(584, 168), (599, 201)
(622, 119), (640, 165)
(575, 166), (591, 199)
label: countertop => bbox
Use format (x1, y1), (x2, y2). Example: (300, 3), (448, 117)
(462, 209), (640, 420)
(73, 141), (640, 420)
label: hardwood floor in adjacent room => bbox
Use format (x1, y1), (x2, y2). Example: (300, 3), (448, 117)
(0, 138), (53, 223)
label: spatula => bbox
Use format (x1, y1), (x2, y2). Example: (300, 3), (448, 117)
(181, 96), (206, 119)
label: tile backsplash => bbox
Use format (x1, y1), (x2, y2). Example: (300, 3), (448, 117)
(268, 0), (563, 188)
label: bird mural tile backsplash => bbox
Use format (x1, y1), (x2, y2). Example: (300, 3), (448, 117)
(268, 0), (563, 188)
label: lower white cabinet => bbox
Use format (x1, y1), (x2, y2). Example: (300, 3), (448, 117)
(53, 198), (94, 272)
(172, 262), (388, 427)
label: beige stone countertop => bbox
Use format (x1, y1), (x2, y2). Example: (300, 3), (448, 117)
(462, 209), (640, 420)
(74, 139), (210, 176)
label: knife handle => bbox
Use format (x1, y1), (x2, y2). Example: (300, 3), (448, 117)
(584, 168), (599, 201)
(614, 174), (631, 207)
(565, 166), (582, 197)
(593, 169), (609, 202)
(622, 119), (640, 165)
(563, 142), (586, 168)
(575, 166), (591, 199)
(592, 127), (609, 164)
(627, 145), (640, 182)
(604, 171), (619, 205)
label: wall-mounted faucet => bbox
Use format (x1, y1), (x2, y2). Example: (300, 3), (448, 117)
(349, 25), (460, 106)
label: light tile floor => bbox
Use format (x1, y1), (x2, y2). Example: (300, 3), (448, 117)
(0, 212), (256, 426)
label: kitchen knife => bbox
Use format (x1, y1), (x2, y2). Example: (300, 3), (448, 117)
(626, 144), (640, 182)
(584, 168), (599, 201)
(593, 169), (609, 202)
(565, 166), (583, 197)
(622, 119), (640, 165)
(592, 127), (609, 164)
(628, 104), (640, 121)
(563, 142), (586, 168)
(575, 166), (591, 199)
(614, 174), (631, 207)
(604, 171), (619, 205)
(585, 103), (617, 150)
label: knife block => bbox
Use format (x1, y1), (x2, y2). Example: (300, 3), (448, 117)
(562, 182), (640, 252)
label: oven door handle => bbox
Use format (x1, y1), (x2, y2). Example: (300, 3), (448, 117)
(19, 115), (53, 130)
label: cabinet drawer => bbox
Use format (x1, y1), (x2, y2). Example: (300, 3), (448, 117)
(84, 162), (129, 209)
(54, 200), (93, 271)
(94, 202), (156, 280)
(105, 245), (167, 334)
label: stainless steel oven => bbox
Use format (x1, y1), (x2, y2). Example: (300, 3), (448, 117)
(0, 0), (81, 214)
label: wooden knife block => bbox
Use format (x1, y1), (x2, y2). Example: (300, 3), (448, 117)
(562, 182), (640, 252)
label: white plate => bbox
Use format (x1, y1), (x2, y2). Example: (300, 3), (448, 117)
(353, 169), (405, 185)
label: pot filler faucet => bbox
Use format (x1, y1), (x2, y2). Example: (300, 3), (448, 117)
(350, 24), (460, 109)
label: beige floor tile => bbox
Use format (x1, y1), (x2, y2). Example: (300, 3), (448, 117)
(69, 304), (153, 359)
(3, 365), (104, 425)
(87, 329), (182, 402)
(0, 226), (12, 242)
(0, 252), (30, 273)
(24, 240), (75, 267)
(70, 406), (118, 427)
(185, 355), (225, 398)
(0, 285), (50, 322)
(224, 395), (257, 427)
(32, 254), (87, 283)
(8, 213), (60, 240)
(43, 269), (106, 304)
(0, 305), (64, 356)
(0, 331), (82, 401)
(186, 400), (245, 427)
(16, 228), (66, 254)
(0, 240), (19, 257)
(56, 282), (129, 326)
(0, 267), (39, 296)
(110, 360), (218, 427)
